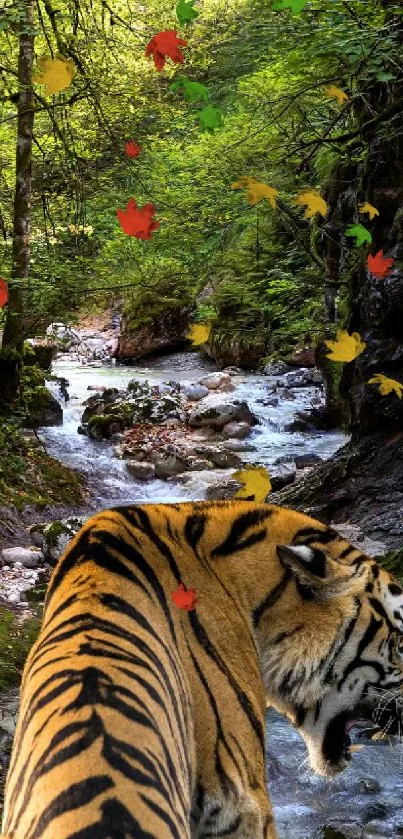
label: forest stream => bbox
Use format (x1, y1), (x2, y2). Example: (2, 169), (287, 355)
(19, 349), (400, 839)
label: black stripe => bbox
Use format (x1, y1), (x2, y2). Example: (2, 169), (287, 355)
(68, 798), (158, 839)
(340, 545), (357, 559)
(45, 527), (91, 607)
(291, 527), (337, 545)
(184, 513), (207, 556)
(211, 508), (273, 558)
(205, 814), (242, 836)
(23, 776), (113, 839)
(252, 570), (291, 626)
(188, 610), (265, 750)
(271, 624), (304, 645)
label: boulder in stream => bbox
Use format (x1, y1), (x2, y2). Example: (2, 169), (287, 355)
(188, 399), (258, 431)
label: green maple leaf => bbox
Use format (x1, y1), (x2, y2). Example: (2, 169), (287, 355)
(272, 0), (309, 14)
(197, 105), (224, 132)
(176, 0), (199, 24)
(345, 223), (373, 247)
(170, 76), (210, 103)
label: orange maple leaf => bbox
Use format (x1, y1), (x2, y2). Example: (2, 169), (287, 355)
(367, 250), (394, 279)
(125, 140), (141, 158)
(171, 582), (197, 611)
(145, 30), (187, 72)
(116, 198), (159, 239)
(0, 277), (8, 309)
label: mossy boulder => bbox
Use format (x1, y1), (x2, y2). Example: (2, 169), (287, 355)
(30, 517), (85, 565)
(81, 380), (186, 440)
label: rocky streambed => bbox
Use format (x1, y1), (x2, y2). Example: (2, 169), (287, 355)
(0, 341), (402, 837)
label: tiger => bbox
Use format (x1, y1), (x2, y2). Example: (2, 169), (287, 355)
(2, 499), (403, 839)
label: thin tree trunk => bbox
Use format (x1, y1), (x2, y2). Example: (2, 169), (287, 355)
(0, 0), (35, 409)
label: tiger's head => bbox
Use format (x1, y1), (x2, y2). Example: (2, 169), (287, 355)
(257, 536), (403, 777)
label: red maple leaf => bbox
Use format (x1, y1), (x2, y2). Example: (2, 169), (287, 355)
(0, 277), (8, 309)
(171, 582), (197, 611)
(116, 198), (159, 239)
(145, 30), (187, 72)
(125, 140), (141, 158)
(367, 249), (394, 279)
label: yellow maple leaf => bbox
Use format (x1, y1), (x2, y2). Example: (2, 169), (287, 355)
(368, 373), (403, 399)
(231, 177), (279, 208)
(186, 323), (211, 346)
(358, 202), (379, 221)
(325, 330), (366, 363)
(232, 466), (272, 502)
(323, 85), (349, 104)
(293, 189), (328, 218)
(33, 54), (75, 95)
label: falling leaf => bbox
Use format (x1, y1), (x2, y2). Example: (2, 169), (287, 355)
(232, 466), (272, 502)
(367, 250), (394, 279)
(171, 582), (197, 611)
(345, 223), (372, 246)
(0, 278), (8, 309)
(293, 189), (327, 218)
(358, 202), (379, 220)
(176, 0), (199, 24)
(116, 198), (159, 239)
(170, 76), (210, 103)
(231, 177), (279, 208)
(323, 85), (349, 104)
(33, 54), (75, 95)
(368, 373), (403, 399)
(272, 0), (309, 13)
(187, 323), (211, 345)
(325, 330), (366, 363)
(197, 105), (224, 132)
(125, 140), (141, 158)
(145, 30), (187, 72)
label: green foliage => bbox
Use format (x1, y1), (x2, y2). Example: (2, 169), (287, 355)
(0, 609), (41, 691)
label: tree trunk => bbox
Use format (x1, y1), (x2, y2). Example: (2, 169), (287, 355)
(0, 0), (35, 409)
(270, 4), (403, 549)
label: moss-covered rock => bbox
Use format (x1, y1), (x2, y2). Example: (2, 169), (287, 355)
(81, 380), (186, 440)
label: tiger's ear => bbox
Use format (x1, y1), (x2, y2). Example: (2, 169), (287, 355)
(276, 544), (368, 601)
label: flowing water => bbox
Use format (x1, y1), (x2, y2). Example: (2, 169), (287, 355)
(37, 351), (403, 838)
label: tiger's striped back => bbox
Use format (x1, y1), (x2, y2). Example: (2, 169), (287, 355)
(3, 500), (403, 838)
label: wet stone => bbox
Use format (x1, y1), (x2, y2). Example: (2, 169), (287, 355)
(357, 779), (382, 795)
(362, 822), (392, 839)
(362, 803), (389, 824)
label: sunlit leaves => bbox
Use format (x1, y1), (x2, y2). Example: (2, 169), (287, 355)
(233, 466), (272, 502)
(293, 189), (327, 218)
(33, 54), (75, 94)
(325, 330), (366, 363)
(145, 31), (187, 71)
(230, 177), (279, 208)
(368, 374), (403, 399)
(345, 223), (372, 246)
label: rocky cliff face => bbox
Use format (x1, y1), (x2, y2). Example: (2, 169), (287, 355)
(114, 307), (192, 361)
